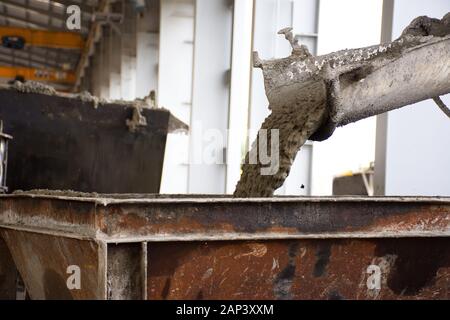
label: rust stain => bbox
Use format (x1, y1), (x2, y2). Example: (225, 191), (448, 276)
(0, 195), (449, 300)
(1, 229), (102, 299)
(234, 243), (268, 259)
(91, 199), (450, 240)
(146, 239), (450, 300)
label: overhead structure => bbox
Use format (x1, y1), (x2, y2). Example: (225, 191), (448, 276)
(0, 0), (100, 88)
(0, 27), (84, 50)
(73, 0), (111, 91)
(0, 65), (75, 84)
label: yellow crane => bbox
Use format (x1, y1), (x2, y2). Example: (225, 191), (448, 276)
(0, 27), (84, 50)
(0, 66), (76, 84)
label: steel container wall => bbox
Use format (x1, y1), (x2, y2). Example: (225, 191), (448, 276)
(0, 193), (449, 300)
(0, 86), (186, 193)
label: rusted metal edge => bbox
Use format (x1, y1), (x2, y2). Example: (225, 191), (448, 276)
(140, 242), (148, 300)
(97, 240), (108, 300)
(94, 230), (450, 243)
(2, 193), (450, 206)
(1, 223), (449, 243)
(0, 194), (448, 242)
(0, 224), (94, 240)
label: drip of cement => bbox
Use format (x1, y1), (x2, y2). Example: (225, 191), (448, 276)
(78, 90), (104, 109)
(126, 106), (148, 132)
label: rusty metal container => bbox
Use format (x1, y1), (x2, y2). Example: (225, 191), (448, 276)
(0, 85), (186, 299)
(0, 192), (449, 300)
(0, 85), (186, 193)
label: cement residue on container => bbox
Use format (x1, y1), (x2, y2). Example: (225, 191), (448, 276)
(8, 82), (107, 110)
(11, 81), (56, 95)
(76, 90), (105, 109)
(126, 105), (148, 132)
(13, 189), (100, 198)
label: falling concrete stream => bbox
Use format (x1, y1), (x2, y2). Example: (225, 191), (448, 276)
(234, 13), (450, 197)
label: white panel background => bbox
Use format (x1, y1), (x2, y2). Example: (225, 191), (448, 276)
(382, 0), (450, 196)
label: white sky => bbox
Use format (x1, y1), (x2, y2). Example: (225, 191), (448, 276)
(311, 0), (383, 195)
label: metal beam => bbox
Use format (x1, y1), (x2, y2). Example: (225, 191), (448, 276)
(0, 53), (45, 69)
(0, 14), (38, 30)
(0, 65), (76, 84)
(33, 0), (94, 13)
(0, 56), (26, 68)
(0, 27), (84, 49)
(1, 2), (10, 27)
(73, 0), (110, 91)
(50, 0), (99, 12)
(2, 0), (91, 27)
(107, 243), (147, 299)
(0, 54), (58, 71)
(0, 47), (61, 69)
(23, 46), (78, 68)
(0, 9), (63, 31)
(0, 2), (87, 34)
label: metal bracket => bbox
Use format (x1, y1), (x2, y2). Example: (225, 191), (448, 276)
(92, 12), (123, 35)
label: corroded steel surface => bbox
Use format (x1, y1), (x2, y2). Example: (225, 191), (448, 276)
(0, 193), (448, 241)
(97, 198), (450, 241)
(147, 238), (450, 300)
(0, 193), (449, 299)
(0, 236), (17, 299)
(0, 230), (105, 299)
(0, 86), (186, 194)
